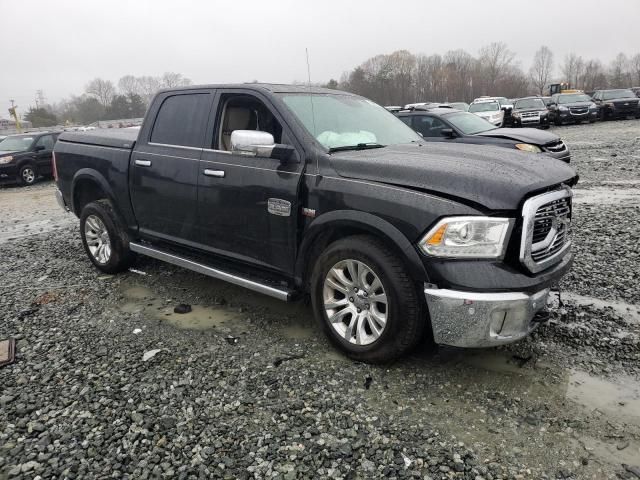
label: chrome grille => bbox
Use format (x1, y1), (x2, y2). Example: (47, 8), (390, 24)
(520, 189), (572, 273)
(569, 106), (588, 114)
(521, 111), (540, 118)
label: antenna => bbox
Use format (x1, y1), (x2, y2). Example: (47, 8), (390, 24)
(306, 48), (320, 176)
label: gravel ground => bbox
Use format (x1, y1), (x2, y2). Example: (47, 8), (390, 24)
(1, 120), (640, 480)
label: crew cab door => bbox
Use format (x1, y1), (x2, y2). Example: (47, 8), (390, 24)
(197, 90), (303, 274)
(130, 90), (213, 244)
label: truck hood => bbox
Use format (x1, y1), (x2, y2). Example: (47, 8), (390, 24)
(329, 143), (577, 211)
(475, 127), (560, 146)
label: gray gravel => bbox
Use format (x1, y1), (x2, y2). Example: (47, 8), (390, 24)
(1, 120), (640, 479)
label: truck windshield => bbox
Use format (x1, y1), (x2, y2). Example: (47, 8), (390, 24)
(0, 136), (34, 151)
(469, 102), (500, 113)
(445, 112), (498, 135)
(279, 94), (421, 150)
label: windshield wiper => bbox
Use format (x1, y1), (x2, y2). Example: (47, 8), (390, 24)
(328, 143), (386, 153)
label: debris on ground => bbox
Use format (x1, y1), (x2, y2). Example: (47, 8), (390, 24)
(173, 303), (192, 314)
(142, 349), (164, 361)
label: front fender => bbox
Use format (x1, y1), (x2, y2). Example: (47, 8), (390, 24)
(295, 209), (429, 286)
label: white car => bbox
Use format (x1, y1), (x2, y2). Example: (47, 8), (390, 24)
(468, 99), (505, 126)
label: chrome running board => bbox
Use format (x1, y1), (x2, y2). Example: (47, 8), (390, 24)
(129, 243), (292, 301)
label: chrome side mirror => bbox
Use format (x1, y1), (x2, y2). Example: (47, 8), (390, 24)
(230, 130), (296, 163)
(230, 130), (275, 157)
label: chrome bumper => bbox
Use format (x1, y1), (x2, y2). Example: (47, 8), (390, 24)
(425, 286), (549, 348)
(55, 188), (69, 211)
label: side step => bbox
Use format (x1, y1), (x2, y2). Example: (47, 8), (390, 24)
(129, 242), (294, 301)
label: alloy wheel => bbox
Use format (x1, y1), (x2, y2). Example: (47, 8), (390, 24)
(84, 215), (112, 264)
(322, 259), (388, 345)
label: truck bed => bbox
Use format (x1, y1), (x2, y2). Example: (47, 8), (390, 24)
(58, 129), (138, 149)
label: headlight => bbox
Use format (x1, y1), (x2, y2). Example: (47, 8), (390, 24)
(0, 156), (14, 164)
(604, 102), (615, 108)
(512, 112), (520, 118)
(515, 143), (542, 153)
(558, 106), (568, 111)
(418, 217), (512, 258)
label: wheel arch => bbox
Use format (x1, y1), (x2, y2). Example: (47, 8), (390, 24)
(71, 169), (118, 217)
(295, 210), (429, 291)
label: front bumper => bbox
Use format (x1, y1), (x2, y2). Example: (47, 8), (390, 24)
(0, 163), (18, 181)
(425, 286), (549, 348)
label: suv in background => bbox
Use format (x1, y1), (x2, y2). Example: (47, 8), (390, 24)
(511, 97), (550, 129)
(468, 98), (506, 126)
(592, 89), (640, 120)
(547, 93), (598, 125)
(0, 132), (59, 186)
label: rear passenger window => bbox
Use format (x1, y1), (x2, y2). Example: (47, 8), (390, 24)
(150, 94), (210, 148)
(35, 135), (55, 150)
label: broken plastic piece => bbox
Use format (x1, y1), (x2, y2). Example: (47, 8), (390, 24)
(0, 339), (16, 368)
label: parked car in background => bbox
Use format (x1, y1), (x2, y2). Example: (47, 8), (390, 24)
(396, 107), (570, 162)
(445, 102), (469, 111)
(511, 97), (550, 129)
(0, 131), (59, 185)
(547, 93), (598, 125)
(631, 87), (640, 98)
(591, 89), (640, 120)
(468, 98), (506, 126)
(53, 83), (577, 362)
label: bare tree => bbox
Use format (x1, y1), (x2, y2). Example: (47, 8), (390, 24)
(85, 78), (116, 107)
(161, 72), (193, 88)
(561, 53), (584, 87)
(631, 53), (640, 86)
(118, 75), (141, 97)
(138, 76), (163, 103)
(609, 53), (630, 88)
(443, 49), (474, 101)
(477, 42), (516, 88)
(581, 59), (608, 91)
(529, 46), (554, 95)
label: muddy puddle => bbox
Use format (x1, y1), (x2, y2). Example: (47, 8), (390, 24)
(552, 291), (640, 324)
(120, 285), (242, 332)
(572, 187), (640, 205)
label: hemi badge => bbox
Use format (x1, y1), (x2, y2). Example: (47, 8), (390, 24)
(267, 198), (291, 217)
(302, 208), (316, 218)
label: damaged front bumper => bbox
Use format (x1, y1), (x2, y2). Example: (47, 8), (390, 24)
(424, 286), (549, 348)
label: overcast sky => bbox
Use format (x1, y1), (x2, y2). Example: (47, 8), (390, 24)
(2, 0), (639, 111)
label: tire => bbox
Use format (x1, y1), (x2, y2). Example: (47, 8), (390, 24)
(554, 118), (562, 126)
(310, 235), (425, 363)
(79, 200), (135, 274)
(18, 163), (37, 186)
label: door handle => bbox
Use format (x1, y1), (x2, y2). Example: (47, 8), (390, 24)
(203, 169), (225, 178)
(135, 159), (152, 167)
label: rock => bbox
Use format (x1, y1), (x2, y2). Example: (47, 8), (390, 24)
(173, 304), (192, 314)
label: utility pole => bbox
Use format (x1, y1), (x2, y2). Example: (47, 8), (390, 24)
(35, 90), (46, 109)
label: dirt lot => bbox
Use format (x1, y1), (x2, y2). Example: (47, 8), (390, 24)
(1, 120), (639, 479)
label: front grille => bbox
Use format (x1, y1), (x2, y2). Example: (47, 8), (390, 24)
(569, 106), (588, 114)
(520, 189), (572, 273)
(544, 140), (566, 153)
(521, 112), (540, 118)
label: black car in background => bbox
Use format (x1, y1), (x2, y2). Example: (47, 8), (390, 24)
(0, 132), (59, 186)
(547, 93), (598, 125)
(511, 97), (550, 129)
(396, 108), (570, 162)
(592, 89), (640, 120)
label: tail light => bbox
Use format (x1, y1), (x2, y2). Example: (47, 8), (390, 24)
(52, 151), (58, 182)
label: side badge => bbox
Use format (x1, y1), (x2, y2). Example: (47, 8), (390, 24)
(267, 198), (292, 217)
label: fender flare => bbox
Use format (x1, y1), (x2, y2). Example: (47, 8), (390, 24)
(295, 210), (429, 287)
(70, 168), (118, 215)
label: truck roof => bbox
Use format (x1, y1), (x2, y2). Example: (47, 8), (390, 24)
(157, 83), (353, 96)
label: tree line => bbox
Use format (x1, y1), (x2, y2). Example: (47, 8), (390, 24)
(25, 72), (192, 127)
(331, 43), (640, 106)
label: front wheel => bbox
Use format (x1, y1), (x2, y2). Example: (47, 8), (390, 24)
(18, 164), (37, 186)
(80, 200), (135, 274)
(310, 235), (426, 363)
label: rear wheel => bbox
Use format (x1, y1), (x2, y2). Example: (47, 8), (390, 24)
(18, 164), (37, 186)
(80, 200), (135, 274)
(310, 235), (426, 363)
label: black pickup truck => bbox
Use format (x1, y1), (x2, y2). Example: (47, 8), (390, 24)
(54, 84), (577, 362)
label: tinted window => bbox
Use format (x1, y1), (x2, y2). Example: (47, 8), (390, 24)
(150, 94), (210, 147)
(35, 135), (55, 150)
(413, 116), (447, 137)
(398, 116), (413, 127)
